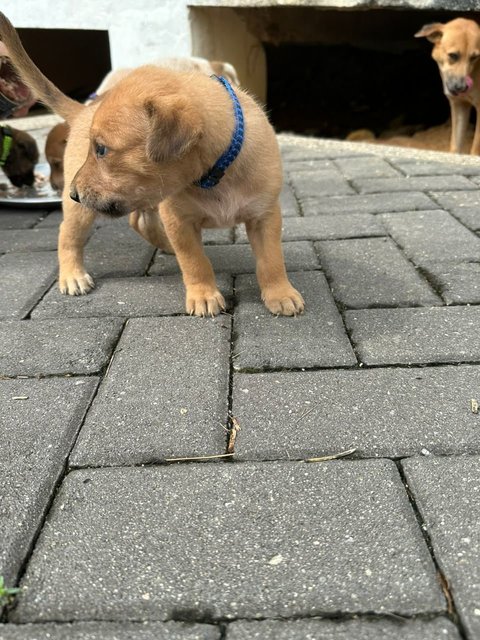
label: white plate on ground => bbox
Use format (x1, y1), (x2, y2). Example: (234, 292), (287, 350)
(0, 162), (62, 209)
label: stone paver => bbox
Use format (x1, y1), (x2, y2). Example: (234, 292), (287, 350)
(403, 456), (480, 640)
(33, 210), (63, 228)
(235, 213), (385, 243)
(354, 176), (477, 194)
(301, 192), (437, 216)
(85, 224), (155, 279)
(0, 210), (48, 230)
(0, 622), (220, 639)
(317, 237), (440, 308)
(12, 461), (443, 622)
(0, 378), (98, 585)
(0, 228), (57, 253)
(233, 271), (356, 370)
(0, 252), (57, 319)
(232, 366), (480, 459)
(226, 618), (461, 640)
(345, 306), (480, 365)
(380, 210), (480, 265)
(0, 318), (123, 376)
(431, 190), (480, 210)
(290, 170), (355, 198)
(335, 156), (401, 179)
(31, 275), (232, 319)
(279, 182), (301, 217)
(422, 261), (480, 305)
(149, 241), (319, 276)
(448, 206), (480, 230)
(391, 160), (480, 177)
(70, 316), (230, 467)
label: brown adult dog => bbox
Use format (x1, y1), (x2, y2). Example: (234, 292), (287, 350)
(45, 58), (239, 193)
(416, 18), (480, 154)
(0, 125), (38, 186)
(0, 13), (303, 316)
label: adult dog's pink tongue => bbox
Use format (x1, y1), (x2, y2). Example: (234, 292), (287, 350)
(466, 75), (474, 91)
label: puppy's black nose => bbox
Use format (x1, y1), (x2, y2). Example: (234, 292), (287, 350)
(70, 188), (81, 203)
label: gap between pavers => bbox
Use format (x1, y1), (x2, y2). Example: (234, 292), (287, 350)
(11, 460), (444, 623)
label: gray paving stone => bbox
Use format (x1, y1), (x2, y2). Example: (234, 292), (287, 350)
(226, 618), (461, 640)
(316, 237), (441, 308)
(71, 316), (230, 467)
(354, 176), (477, 194)
(34, 210), (63, 228)
(0, 378), (98, 585)
(380, 210), (480, 265)
(202, 227), (233, 244)
(0, 252), (57, 319)
(422, 261), (480, 305)
(290, 170), (356, 198)
(0, 622), (220, 639)
(0, 318), (123, 376)
(279, 182), (300, 217)
(335, 156), (400, 179)
(285, 158), (336, 173)
(0, 228), (58, 253)
(345, 307), (480, 365)
(235, 214), (385, 243)
(149, 242), (319, 276)
(85, 224), (155, 279)
(392, 160), (480, 177)
(403, 456), (480, 640)
(301, 192), (437, 216)
(430, 189), (480, 210)
(12, 460), (444, 622)
(0, 210), (47, 230)
(233, 271), (356, 370)
(232, 365), (480, 459)
(448, 206), (480, 230)
(31, 275), (232, 319)
(467, 174), (480, 186)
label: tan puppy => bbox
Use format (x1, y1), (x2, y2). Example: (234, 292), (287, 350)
(45, 58), (240, 192)
(416, 18), (480, 154)
(45, 121), (68, 190)
(0, 13), (303, 317)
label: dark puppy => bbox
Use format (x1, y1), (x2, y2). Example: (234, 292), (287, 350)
(0, 125), (38, 186)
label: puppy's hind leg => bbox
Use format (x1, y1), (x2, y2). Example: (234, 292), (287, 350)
(449, 99), (471, 153)
(58, 197), (96, 295)
(246, 202), (304, 316)
(129, 207), (174, 254)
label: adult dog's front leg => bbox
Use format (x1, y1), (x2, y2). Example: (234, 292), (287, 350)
(246, 202), (304, 316)
(449, 99), (471, 153)
(160, 204), (225, 317)
(58, 197), (96, 295)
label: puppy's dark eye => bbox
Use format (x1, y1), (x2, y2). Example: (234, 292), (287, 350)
(448, 52), (460, 63)
(95, 143), (108, 158)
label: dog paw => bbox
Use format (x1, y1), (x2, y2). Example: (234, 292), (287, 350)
(186, 285), (226, 317)
(263, 285), (305, 316)
(59, 272), (95, 296)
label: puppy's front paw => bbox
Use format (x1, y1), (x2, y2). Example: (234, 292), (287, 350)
(59, 272), (95, 296)
(186, 285), (226, 317)
(263, 285), (305, 316)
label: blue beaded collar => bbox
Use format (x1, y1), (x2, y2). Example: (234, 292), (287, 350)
(195, 75), (244, 189)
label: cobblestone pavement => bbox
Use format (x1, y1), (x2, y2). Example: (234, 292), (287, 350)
(1, 134), (480, 639)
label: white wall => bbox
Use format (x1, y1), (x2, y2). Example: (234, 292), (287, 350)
(2, 0), (192, 68)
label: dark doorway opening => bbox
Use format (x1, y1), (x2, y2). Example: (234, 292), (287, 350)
(17, 28), (111, 106)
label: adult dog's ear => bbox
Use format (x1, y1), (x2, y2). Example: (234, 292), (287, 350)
(415, 23), (444, 43)
(145, 96), (203, 163)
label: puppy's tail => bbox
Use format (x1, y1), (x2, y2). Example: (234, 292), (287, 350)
(0, 12), (83, 122)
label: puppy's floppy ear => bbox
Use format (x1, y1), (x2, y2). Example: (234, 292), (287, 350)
(415, 23), (444, 43)
(145, 96), (203, 163)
